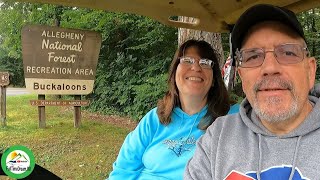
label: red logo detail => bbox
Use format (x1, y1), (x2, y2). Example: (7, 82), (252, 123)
(224, 170), (254, 180)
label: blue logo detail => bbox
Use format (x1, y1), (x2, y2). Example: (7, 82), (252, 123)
(162, 136), (196, 157)
(246, 165), (309, 180)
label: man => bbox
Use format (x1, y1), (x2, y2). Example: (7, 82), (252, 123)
(184, 4), (320, 180)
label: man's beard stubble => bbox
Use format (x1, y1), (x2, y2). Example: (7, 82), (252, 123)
(252, 77), (299, 123)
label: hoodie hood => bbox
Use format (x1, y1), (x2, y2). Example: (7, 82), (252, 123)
(239, 88), (320, 180)
(240, 94), (320, 138)
(310, 83), (320, 97)
(184, 83), (320, 180)
(172, 105), (208, 120)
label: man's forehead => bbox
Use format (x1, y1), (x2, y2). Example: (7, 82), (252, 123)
(241, 21), (305, 47)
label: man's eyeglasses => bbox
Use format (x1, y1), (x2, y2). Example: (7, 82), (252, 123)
(179, 57), (214, 69)
(236, 43), (309, 68)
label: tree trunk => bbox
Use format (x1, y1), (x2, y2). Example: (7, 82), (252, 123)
(178, 16), (225, 68)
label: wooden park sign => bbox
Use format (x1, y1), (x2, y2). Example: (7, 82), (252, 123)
(0, 72), (9, 127)
(22, 25), (101, 95)
(21, 25), (101, 128)
(0, 72), (10, 86)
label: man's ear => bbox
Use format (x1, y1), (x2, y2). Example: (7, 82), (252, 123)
(307, 57), (317, 89)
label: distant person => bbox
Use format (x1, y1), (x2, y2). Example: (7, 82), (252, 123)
(222, 55), (241, 113)
(221, 55), (236, 87)
(184, 4), (320, 179)
(108, 39), (235, 180)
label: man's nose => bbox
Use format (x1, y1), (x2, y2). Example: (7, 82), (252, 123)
(260, 51), (281, 76)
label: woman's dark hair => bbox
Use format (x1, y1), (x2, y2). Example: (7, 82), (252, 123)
(157, 39), (230, 130)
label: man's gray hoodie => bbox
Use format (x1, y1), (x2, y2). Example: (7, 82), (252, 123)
(184, 91), (320, 180)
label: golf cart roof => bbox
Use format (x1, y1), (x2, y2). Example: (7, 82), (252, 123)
(15, 0), (320, 32)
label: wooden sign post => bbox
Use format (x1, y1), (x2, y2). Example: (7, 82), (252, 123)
(38, 94), (46, 128)
(30, 98), (90, 127)
(0, 72), (9, 127)
(22, 25), (101, 128)
(0, 86), (6, 127)
(74, 95), (81, 128)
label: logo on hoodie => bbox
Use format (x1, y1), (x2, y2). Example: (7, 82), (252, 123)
(163, 136), (196, 157)
(224, 165), (309, 180)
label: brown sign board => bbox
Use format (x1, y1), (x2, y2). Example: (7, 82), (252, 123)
(0, 72), (9, 86)
(22, 25), (101, 95)
(30, 100), (90, 106)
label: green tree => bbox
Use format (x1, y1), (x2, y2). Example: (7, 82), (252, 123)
(0, 2), (177, 120)
(298, 8), (320, 81)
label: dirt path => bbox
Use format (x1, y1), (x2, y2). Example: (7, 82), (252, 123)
(60, 106), (138, 130)
(81, 110), (138, 130)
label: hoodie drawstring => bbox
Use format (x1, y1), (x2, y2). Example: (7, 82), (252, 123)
(257, 134), (262, 180)
(288, 136), (302, 180)
(179, 113), (184, 129)
(256, 134), (302, 180)
(185, 113), (200, 140)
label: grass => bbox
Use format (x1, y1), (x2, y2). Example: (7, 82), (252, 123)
(0, 94), (133, 180)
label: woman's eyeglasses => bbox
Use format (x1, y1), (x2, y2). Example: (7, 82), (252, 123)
(179, 56), (214, 69)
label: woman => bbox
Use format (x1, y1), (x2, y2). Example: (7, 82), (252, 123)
(108, 40), (230, 180)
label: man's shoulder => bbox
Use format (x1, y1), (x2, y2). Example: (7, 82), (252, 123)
(208, 113), (245, 131)
(216, 113), (243, 123)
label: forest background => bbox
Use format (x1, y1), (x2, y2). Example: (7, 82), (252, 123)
(0, 2), (319, 121)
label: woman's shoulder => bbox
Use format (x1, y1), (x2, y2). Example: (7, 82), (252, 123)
(227, 103), (240, 114)
(145, 107), (158, 117)
(138, 107), (160, 126)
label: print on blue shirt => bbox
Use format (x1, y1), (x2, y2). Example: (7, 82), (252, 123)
(163, 136), (196, 157)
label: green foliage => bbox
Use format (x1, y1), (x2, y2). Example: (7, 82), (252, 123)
(130, 73), (168, 120)
(0, 2), (61, 86)
(64, 11), (178, 120)
(297, 9), (320, 81)
(55, 8), (177, 120)
(0, 2), (177, 120)
(0, 57), (24, 86)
